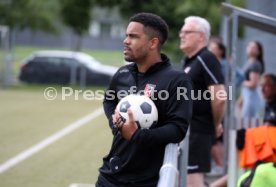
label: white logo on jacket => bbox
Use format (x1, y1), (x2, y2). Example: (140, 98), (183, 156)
(184, 67), (191, 73)
(119, 69), (129, 73)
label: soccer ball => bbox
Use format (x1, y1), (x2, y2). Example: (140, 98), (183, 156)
(116, 94), (158, 129)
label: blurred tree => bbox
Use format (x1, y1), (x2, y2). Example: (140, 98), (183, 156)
(0, 0), (59, 86)
(97, 0), (226, 63)
(94, 0), (121, 7)
(59, 0), (92, 51)
(0, 0), (60, 47)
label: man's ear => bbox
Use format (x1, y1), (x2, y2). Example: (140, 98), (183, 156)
(199, 32), (205, 43)
(149, 37), (159, 50)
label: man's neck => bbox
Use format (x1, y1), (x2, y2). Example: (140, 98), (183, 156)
(136, 54), (162, 73)
(186, 44), (206, 58)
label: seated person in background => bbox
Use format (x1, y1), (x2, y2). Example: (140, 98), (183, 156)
(237, 161), (276, 187)
(260, 73), (276, 126)
(209, 73), (276, 187)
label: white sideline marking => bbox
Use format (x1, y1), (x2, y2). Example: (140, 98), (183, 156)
(0, 107), (104, 174)
(69, 184), (95, 187)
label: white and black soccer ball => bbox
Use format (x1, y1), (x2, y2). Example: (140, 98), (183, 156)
(116, 94), (158, 129)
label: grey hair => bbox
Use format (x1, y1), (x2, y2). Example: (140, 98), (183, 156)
(184, 16), (211, 44)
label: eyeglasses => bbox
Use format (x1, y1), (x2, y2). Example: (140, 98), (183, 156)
(179, 30), (202, 35)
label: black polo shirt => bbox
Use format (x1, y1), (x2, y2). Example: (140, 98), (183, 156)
(243, 59), (262, 80)
(183, 47), (224, 134)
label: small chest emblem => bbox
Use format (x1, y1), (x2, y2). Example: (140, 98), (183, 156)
(144, 84), (156, 98)
(184, 67), (191, 73)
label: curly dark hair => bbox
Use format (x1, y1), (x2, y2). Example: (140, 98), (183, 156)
(129, 12), (169, 47)
(263, 73), (276, 86)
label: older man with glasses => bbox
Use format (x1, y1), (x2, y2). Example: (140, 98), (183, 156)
(179, 16), (227, 187)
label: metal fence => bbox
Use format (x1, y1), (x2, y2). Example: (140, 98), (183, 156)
(0, 25), (11, 87)
(157, 129), (189, 187)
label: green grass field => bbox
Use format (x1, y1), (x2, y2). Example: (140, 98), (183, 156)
(0, 46), (121, 187)
(0, 86), (113, 187)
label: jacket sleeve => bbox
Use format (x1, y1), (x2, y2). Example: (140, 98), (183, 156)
(131, 74), (193, 146)
(103, 72), (119, 133)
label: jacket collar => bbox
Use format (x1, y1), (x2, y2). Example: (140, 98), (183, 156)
(185, 47), (207, 62)
(127, 53), (171, 75)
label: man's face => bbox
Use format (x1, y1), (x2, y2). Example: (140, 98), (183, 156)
(261, 77), (275, 102)
(123, 22), (151, 63)
(179, 21), (203, 54)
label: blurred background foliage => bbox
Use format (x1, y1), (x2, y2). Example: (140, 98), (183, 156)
(0, 0), (245, 61)
(0, 0), (60, 33)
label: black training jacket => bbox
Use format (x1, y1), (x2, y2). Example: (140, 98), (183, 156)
(99, 54), (192, 187)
